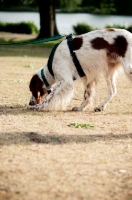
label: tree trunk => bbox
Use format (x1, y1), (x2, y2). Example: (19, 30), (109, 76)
(37, 0), (59, 39)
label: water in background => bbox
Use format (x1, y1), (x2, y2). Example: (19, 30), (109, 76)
(0, 11), (132, 34)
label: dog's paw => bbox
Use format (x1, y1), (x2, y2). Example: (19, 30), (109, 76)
(94, 105), (105, 112)
(94, 107), (102, 112)
(72, 107), (81, 111)
(27, 105), (40, 111)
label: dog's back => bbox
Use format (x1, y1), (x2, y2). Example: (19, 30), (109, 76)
(53, 29), (132, 81)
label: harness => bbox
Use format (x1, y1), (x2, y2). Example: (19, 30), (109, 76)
(66, 34), (85, 77)
(41, 68), (50, 87)
(41, 34), (85, 87)
(40, 42), (60, 87)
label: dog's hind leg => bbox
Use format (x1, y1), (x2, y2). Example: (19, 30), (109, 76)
(94, 69), (118, 112)
(72, 79), (96, 111)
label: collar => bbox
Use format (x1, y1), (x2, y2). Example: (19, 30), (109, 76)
(40, 68), (50, 87)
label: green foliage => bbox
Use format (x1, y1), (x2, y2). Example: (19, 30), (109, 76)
(105, 24), (132, 32)
(68, 122), (94, 128)
(73, 23), (94, 35)
(73, 22), (132, 35)
(0, 0), (37, 7)
(114, 0), (132, 15)
(0, 0), (132, 15)
(0, 21), (38, 34)
(58, 0), (82, 9)
(100, 0), (116, 14)
(80, 0), (132, 15)
(127, 26), (132, 33)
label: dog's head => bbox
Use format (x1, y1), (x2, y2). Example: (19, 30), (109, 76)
(29, 74), (51, 105)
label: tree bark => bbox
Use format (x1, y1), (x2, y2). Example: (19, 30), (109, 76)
(37, 0), (59, 39)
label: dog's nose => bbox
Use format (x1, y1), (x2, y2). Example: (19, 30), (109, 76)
(29, 101), (36, 106)
(47, 89), (52, 94)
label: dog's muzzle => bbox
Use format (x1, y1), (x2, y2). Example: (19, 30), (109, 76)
(29, 96), (36, 105)
(29, 89), (52, 105)
(29, 101), (36, 106)
(47, 89), (52, 94)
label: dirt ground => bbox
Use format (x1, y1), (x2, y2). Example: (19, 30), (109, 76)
(0, 33), (132, 200)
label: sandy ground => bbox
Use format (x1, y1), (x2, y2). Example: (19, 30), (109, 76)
(0, 33), (132, 200)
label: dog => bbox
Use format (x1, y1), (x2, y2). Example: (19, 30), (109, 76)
(28, 28), (132, 111)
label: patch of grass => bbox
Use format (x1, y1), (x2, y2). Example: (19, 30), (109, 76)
(68, 122), (94, 128)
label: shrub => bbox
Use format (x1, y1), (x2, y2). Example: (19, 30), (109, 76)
(0, 21), (38, 34)
(105, 24), (126, 29)
(72, 23), (132, 35)
(105, 24), (132, 33)
(127, 25), (132, 33)
(73, 22), (94, 35)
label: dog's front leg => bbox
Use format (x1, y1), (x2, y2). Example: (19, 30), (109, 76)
(72, 80), (96, 111)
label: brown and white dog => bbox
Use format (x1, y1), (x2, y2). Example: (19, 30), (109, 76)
(28, 28), (132, 111)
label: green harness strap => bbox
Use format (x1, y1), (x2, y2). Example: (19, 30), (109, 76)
(40, 41), (62, 87)
(41, 68), (50, 87)
(47, 42), (61, 77)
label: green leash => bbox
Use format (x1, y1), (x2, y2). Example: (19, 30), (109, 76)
(0, 34), (65, 46)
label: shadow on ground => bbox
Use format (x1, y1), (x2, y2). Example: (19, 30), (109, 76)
(0, 105), (49, 116)
(0, 132), (132, 146)
(1, 105), (132, 116)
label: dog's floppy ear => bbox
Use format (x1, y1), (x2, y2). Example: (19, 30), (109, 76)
(29, 74), (44, 98)
(29, 74), (42, 88)
(29, 74), (50, 103)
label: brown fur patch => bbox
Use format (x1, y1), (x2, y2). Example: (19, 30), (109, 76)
(72, 37), (83, 51)
(91, 35), (128, 57)
(29, 74), (45, 99)
(107, 52), (119, 64)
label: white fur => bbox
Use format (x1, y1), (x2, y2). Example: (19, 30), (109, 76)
(28, 28), (132, 111)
